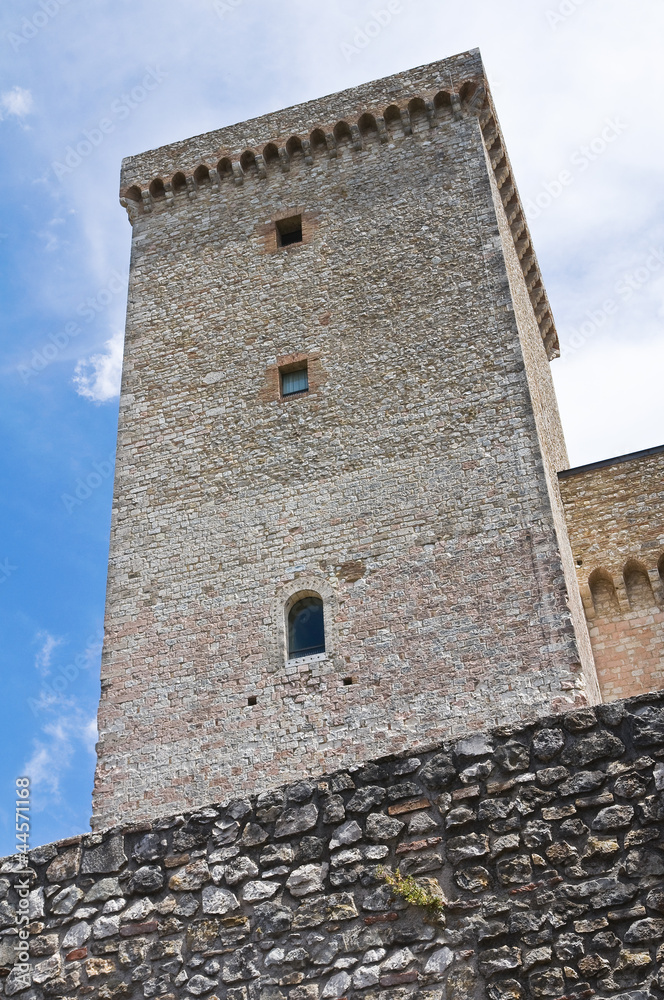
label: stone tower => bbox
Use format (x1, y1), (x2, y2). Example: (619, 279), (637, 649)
(92, 48), (600, 831)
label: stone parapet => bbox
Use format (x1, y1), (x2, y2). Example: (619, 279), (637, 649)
(2, 692), (663, 999)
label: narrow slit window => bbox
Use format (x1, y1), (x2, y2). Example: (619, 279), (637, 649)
(281, 365), (308, 396)
(288, 596), (325, 659)
(276, 215), (302, 247)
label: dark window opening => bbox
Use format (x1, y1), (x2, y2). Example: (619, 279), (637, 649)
(288, 596), (325, 659)
(276, 215), (303, 247)
(247, 695), (257, 706)
(343, 676), (356, 686)
(281, 364), (308, 396)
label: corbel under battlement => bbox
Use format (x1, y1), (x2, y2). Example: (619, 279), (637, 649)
(119, 50), (559, 360)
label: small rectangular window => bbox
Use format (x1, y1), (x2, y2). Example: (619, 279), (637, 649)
(276, 215), (303, 247)
(281, 365), (308, 396)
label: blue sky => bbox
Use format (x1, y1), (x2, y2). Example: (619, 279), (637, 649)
(1, 0), (662, 857)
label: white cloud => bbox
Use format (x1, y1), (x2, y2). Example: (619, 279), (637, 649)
(23, 712), (97, 800)
(553, 335), (664, 467)
(73, 329), (124, 402)
(0, 86), (33, 120)
(34, 631), (64, 678)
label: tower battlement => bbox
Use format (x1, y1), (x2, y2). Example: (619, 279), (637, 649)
(119, 49), (558, 358)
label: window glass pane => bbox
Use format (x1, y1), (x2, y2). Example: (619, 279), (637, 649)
(288, 596), (324, 657)
(282, 368), (308, 395)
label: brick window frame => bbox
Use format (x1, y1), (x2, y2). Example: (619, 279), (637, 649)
(257, 207), (316, 254)
(260, 351), (327, 404)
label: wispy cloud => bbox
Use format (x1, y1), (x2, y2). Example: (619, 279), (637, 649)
(34, 631), (64, 678)
(73, 329), (124, 402)
(0, 86), (34, 120)
(24, 712), (97, 799)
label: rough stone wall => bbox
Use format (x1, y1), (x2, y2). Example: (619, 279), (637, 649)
(559, 448), (664, 702)
(3, 693), (664, 1000)
(482, 135), (597, 705)
(94, 51), (597, 829)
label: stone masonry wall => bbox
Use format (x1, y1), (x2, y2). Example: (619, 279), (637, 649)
(560, 448), (664, 702)
(94, 50), (598, 829)
(3, 693), (664, 1000)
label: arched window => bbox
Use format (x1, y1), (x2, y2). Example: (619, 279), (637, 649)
(288, 596), (325, 659)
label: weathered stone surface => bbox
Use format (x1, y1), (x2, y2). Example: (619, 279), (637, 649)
(563, 731), (625, 766)
(188, 974), (218, 995)
(128, 865), (164, 894)
(286, 864), (326, 897)
(240, 823), (268, 847)
(418, 753), (457, 789)
(531, 729), (565, 761)
(529, 968), (564, 996)
(223, 856), (259, 885)
(553, 933), (584, 961)
(201, 886), (239, 915)
(454, 866), (492, 892)
(275, 804), (319, 838)
(558, 770), (604, 795)
(365, 813), (404, 841)
(242, 880), (279, 902)
(46, 847), (81, 882)
(632, 707), (664, 746)
(346, 787), (386, 813)
(495, 742), (530, 772)
(132, 832), (167, 862)
(321, 971), (351, 998)
(81, 837), (127, 874)
(487, 979), (523, 1000)
(50, 885), (84, 915)
(496, 855), (532, 885)
(92, 914), (120, 939)
(446, 833), (489, 864)
(169, 859), (210, 891)
(329, 820), (362, 850)
(478, 946), (522, 974)
(252, 900), (293, 935)
(624, 917), (664, 943)
(424, 947), (453, 976)
(62, 920), (91, 950)
(321, 795), (345, 825)
(645, 887), (664, 912)
(591, 804), (634, 830)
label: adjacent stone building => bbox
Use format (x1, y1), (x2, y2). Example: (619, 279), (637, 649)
(560, 445), (664, 703)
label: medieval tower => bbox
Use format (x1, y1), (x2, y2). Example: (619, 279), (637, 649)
(6, 49), (664, 1000)
(91, 49), (604, 831)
